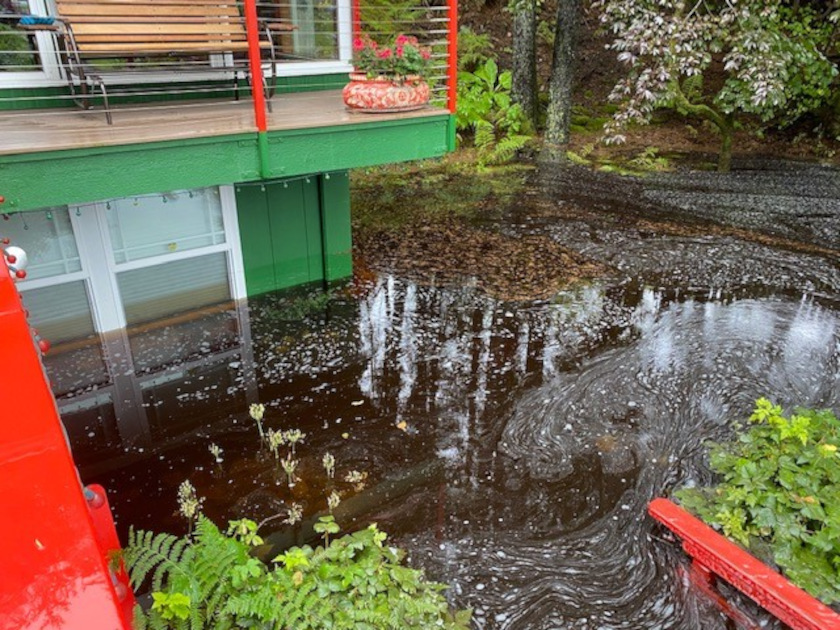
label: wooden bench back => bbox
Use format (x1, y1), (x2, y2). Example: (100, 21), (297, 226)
(55, 0), (256, 55)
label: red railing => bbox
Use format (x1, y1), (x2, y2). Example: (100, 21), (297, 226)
(0, 236), (133, 629)
(649, 498), (840, 630)
(0, 0), (458, 127)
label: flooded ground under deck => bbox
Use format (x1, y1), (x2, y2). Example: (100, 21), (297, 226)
(54, 158), (840, 629)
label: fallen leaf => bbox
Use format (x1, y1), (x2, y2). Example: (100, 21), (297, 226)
(396, 421), (407, 432)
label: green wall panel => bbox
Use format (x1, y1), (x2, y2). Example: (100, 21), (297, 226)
(235, 182), (277, 295)
(319, 171), (352, 282)
(235, 173), (351, 296)
(267, 178), (324, 290)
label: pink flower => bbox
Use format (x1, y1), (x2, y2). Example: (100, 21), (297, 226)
(396, 45), (404, 57)
(377, 47), (392, 59)
(395, 34), (408, 45)
(421, 49), (431, 60)
(353, 37), (364, 51)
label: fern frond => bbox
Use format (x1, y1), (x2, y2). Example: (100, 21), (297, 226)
(125, 528), (191, 591)
(487, 133), (530, 165)
(474, 120), (496, 151)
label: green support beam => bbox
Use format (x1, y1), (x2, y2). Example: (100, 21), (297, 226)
(0, 114), (452, 212)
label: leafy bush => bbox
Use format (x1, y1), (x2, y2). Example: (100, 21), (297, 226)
(457, 26), (492, 72)
(125, 515), (471, 629)
(676, 398), (840, 604)
(0, 24), (37, 69)
(456, 59), (532, 167)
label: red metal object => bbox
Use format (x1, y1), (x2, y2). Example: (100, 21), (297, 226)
(351, 0), (361, 43)
(243, 0), (267, 132)
(0, 255), (133, 630)
(446, 0), (458, 113)
(649, 498), (840, 630)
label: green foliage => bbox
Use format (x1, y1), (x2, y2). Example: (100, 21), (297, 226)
(457, 26), (492, 72)
(0, 24), (37, 69)
(359, 0), (423, 41)
(626, 147), (670, 172)
(676, 398), (840, 604)
(124, 516), (471, 629)
(457, 59), (533, 166)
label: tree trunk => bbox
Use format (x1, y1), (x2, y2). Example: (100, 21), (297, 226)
(511, 2), (537, 127)
(542, 0), (580, 161)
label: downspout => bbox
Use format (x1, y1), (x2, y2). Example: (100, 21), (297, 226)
(244, 0), (271, 179)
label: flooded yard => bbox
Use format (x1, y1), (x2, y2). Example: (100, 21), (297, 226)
(58, 160), (840, 629)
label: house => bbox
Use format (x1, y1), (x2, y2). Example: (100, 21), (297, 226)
(0, 0), (457, 445)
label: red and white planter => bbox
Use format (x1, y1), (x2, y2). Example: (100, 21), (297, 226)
(342, 72), (430, 113)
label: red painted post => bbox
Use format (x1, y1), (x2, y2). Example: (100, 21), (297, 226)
(243, 0), (267, 132)
(446, 0), (458, 113)
(351, 0), (361, 42)
(0, 254), (133, 629)
(649, 498), (840, 630)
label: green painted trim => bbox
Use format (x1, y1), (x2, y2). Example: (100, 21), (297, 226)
(0, 134), (260, 211)
(257, 131), (270, 179)
(447, 114), (457, 152)
(1, 112), (451, 211)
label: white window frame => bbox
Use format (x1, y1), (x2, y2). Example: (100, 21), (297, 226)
(0, 0), (65, 87)
(58, 186), (246, 334)
(2, 0), (352, 89)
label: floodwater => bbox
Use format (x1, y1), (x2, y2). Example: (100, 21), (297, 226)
(57, 159), (840, 629)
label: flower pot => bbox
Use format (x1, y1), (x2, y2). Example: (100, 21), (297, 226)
(342, 73), (430, 113)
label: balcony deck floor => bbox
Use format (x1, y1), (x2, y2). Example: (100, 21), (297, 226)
(0, 90), (449, 156)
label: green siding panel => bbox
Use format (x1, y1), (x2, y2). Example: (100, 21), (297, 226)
(320, 171), (352, 282)
(268, 178), (322, 289)
(236, 175), (341, 296)
(235, 182), (277, 295)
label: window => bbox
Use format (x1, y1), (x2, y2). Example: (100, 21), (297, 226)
(0, 0), (62, 85)
(106, 188), (226, 264)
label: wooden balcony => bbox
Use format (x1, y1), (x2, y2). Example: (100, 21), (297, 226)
(0, 90), (450, 156)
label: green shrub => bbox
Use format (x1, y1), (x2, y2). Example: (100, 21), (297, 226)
(456, 59), (532, 167)
(457, 26), (492, 72)
(125, 516), (471, 629)
(676, 398), (840, 604)
(0, 24), (37, 69)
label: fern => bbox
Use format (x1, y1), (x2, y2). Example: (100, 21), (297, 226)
(124, 516), (471, 629)
(124, 528), (193, 593)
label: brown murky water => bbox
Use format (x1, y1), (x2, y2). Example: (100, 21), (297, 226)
(55, 161), (840, 629)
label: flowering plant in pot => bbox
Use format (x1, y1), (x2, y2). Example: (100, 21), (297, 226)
(343, 33), (433, 112)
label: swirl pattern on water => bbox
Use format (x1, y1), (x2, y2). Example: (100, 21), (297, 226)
(410, 292), (840, 629)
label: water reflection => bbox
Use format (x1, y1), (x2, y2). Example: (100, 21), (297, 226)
(53, 267), (839, 628)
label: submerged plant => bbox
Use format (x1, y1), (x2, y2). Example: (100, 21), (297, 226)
(280, 454), (299, 487)
(676, 398), (840, 604)
(327, 490), (341, 514)
(177, 480), (203, 533)
(208, 443), (223, 464)
(345, 470), (369, 492)
(283, 502), (303, 526)
(322, 452), (336, 479)
(266, 429), (285, 461)
(249, 403), (266, 441)
(283, 429), (306, 455)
